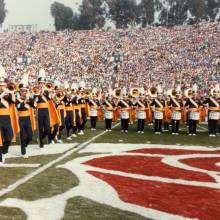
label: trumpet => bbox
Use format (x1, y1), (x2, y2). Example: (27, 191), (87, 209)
(66, 88), (72, 95)
(55, 90), (65, 101)
(45, 82), (53, 91)
(130, 88), (140, 98)
(32, 86), (40, 96)
(7, 82), (17, 92)
(112, 88), (122, 99)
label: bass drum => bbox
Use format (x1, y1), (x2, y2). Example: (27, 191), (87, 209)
(189, 112), (200, 121)
(154, 111), (163, 120)
(209, 111), (220, 120)
(172, 111), (181, 120)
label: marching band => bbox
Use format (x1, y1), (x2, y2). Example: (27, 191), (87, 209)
(0, 65), (220, 165)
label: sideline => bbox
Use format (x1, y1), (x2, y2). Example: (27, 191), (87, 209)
(0, 123), (119, 198)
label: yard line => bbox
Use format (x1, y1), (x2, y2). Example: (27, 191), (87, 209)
(0, 123), (119, 198)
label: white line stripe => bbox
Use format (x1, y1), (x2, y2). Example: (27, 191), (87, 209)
(0, 123), (119, 198)
(0, 164), (41, 168)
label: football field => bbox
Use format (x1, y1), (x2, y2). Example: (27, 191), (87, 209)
(0, 122), (220, 220)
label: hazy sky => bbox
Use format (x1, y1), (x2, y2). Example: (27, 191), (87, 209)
(3, 0), (82, 30)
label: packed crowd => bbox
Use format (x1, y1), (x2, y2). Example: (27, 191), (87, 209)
(0, 21), (219, 94)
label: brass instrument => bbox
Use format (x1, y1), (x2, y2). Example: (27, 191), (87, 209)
(148, 87), (157, 98)
(84, 89), (92, 97)
(210, 88), (220, 97)
(112, 88), (122, 99)
(55, 90), (65, 101)
(7, 82), (17, 92)
(167, 88), (177, 98)
(45, 82), (53, 91)
(32, 86), (40, 95)
(130, 88), (140, 98)
(66, 88), (72, 95)
(184, 88), (193, 98)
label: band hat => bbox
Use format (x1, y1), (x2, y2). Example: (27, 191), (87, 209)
(64, 81), (69, 89)
(79, 81), (86, 89)
(192, 83), (198, 93)
(20, 73), (29, 90)
(71, 83), (78, 90)
(157, 85), (163, 95)
(0, 65), (7, 85)
(38, 68), (46, 82)
(139, 87), (145, 97)
(176, 85), (182, 95)
(92, 87), (97, 96)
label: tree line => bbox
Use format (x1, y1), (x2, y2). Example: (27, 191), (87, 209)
(50, 0), (220, 31)
(0, 0), (219, 30)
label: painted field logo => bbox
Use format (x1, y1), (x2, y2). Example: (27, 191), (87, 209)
(83, 147), (220, 220)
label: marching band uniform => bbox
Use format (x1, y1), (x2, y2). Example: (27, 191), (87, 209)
(78, 93), (87, 133)
(135, 94), (147, 133)
(103, 95), (115, 131)
(151, 94), (165, 134)
(203, 87), (220, 137)
(17, 93), (36, 157)
(63, 90), (75, 140)
(170, 96), (183, 135)
(118, 94), (131, 133)
(0, 66), (19, 163)
(35, 69), (59, 148)
(184, 88), (202, 136)
(88, 92), (101, 130)
(72, 93), (81, 136)
(164, 97), (172, 131)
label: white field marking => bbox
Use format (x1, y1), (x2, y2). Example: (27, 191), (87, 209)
(79, 143), (220, 154)
(0, 123), (119, 198)
(216, 162), (220, 167)
(0, 153), (196, 220)
(5, 143), (78, 159)
(197, 125), (208, 131)
(0, 164), (40, 168)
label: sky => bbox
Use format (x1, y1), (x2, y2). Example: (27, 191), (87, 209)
(3, 0), (82, 30)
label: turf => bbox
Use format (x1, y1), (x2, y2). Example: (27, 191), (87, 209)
(63, 196), (148, 220)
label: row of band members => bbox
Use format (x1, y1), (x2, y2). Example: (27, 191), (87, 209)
(0, 80), (219, 163)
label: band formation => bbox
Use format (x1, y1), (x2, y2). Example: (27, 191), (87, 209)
(0, 66), (219, 164)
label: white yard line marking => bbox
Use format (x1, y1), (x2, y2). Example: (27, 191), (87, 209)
(0, 123), (119, 198)
(0, 164), (40, 168)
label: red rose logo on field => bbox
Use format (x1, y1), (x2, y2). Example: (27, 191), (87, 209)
(83, 147), (220, 220)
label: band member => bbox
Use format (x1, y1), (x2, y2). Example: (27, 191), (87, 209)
(169, 88), (183, 135)
(150, 86), (165, 134)
(0, 66), (19, 164)
(135, 91), (147, 133)
(72, 89), (82, 136)
(164, 94), (172, 132)
(203, 85), (220, 137)
(63, 81), (75, 140)
(184, 85), (202, 136)
(35, 69), (59, 148)
(103, 92), (115, 131)
(16, 74), (36, 157)
(117, 89), (131, 133)
(54, 81), (66, 143)
(88, 88), (101, 130)
(78, 86), (87, 134)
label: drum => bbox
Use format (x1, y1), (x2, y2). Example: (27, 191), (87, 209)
(209, 111), (220, 120)
(189, 112), (200, 120)
(121, 111), (129, 119)
(154, 111), (163, 120)
(105, 111), (113, 119)
(172, 111), (181, 120)
(90, 108), (98, 117)
(137, 111), (146, 119)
